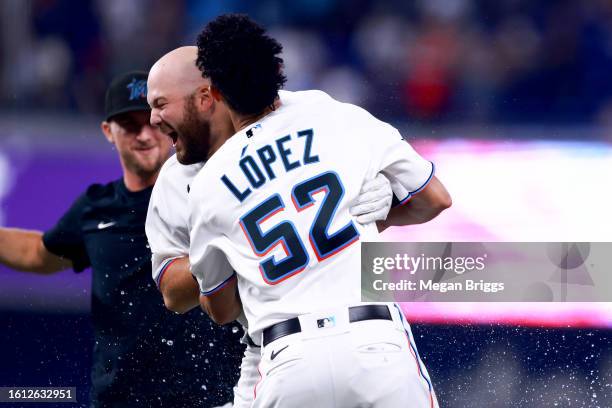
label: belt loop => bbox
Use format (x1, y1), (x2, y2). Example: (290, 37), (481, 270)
(245, 333), (261, 348)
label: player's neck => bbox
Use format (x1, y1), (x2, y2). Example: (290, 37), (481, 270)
(123, 169), (157, 192)
(232, 99), (281, 132)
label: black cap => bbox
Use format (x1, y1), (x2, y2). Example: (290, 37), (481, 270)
(104, 71), (150, 121)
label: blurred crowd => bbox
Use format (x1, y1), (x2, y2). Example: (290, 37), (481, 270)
(1, 0), (612, 124)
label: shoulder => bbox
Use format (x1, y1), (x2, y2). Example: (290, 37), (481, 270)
(151, 156), (205, 219)
(54, 179), (118, 221)
(283, 89), (381, 123)
(157, 154), (204, 184)
(280, 89), (333, 104)
(188, 155), (224, 212)
(153, 155), (203, 201)
(83, 179), (119, 203)
(157, 154), (181, 181)
(288, 89), (396, 137)
(330, 96), (396, 134)
(279, 90), (335, 113)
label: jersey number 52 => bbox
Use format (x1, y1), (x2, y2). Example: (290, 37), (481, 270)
(240, 171), (360, 285)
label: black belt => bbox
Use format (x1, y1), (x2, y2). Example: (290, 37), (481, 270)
(262, 305), (392, 347)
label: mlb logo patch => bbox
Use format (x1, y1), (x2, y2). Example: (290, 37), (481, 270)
(246, 123), (262, 138)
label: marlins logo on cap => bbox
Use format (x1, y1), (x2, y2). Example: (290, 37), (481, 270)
(126, 78), (147, 101)
(105, 70), (150, 121)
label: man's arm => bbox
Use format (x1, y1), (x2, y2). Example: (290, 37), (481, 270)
(199, 276), (242, 325)
(377, 176), (451, 230)
(157, 256), (200, 314)
(145, 159), (204, 314)
(0, 228), (72, 274)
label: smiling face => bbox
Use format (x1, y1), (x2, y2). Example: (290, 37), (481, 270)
(148, 87), (212, 165)
(102, 110), (172, 178)
(147, 46), (235, 165)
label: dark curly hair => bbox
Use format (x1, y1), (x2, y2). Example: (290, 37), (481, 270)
(196, 14), (287, 116)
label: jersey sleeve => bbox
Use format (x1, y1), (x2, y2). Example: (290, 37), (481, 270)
(42, 194), (90, 272)
(145, 176), (190, 288)
(191, 242), (236, 296)
(188, 181), (235, 296)
(368, 123), (434, 206)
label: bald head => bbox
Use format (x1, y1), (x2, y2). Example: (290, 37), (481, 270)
(148, 46), (207, 103)
(146, 46), (234, 165)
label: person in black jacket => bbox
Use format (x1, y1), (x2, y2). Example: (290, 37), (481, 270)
(0, 71), (244, 408)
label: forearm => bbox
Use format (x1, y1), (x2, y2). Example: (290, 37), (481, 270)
(377, 176), (452, 230)
(200, 277), (242, 325)
(0, 228), (68, 273)
(379, 202), (444, 229)
(159, 257), (200, 313)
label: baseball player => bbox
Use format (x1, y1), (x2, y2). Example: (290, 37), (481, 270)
(145, 46), (397, 407)
(0, 71), (244, 407)
(185, 14), (452, 407)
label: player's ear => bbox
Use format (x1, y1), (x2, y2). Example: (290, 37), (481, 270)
(195, 85), (213, 112)
(101, 121), (115, 144)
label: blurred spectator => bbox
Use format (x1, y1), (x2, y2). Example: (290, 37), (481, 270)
(270, 28), (329, 90)
(2, 0), (612, 125)
(402, 19), (460, 120)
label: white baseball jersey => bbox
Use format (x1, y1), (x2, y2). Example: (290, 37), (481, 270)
(146, 154), (204, 287)
(189, 90), (434, 339)
(145, 154), (260, 408)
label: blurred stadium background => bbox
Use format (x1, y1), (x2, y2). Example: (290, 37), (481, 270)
(0, 0), (610, 406)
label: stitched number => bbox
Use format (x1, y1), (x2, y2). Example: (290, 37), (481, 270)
(240, 171), (359, 285)
(292, 172), (359, 261)
(240, 194), (309, 284)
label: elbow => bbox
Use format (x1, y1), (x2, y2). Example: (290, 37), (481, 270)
(437, 191), (452, 212)
(209, 314), (234, 326)
(427, 191), (452, 219)
(205, 307), (236, 325)
(416, 177), (452, 217)
(163, 296), (190, 314)
(26, 244), (62, 274)
(199, 296), (239, 325)
(198, 277), (241, 325)
(161, 286), (194, 314)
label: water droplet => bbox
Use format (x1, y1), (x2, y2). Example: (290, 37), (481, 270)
(191, 333), (196, 338)
(201, 385), (207, 390)
(120, 291), (125, 295)
(166, 340), (174, 346)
